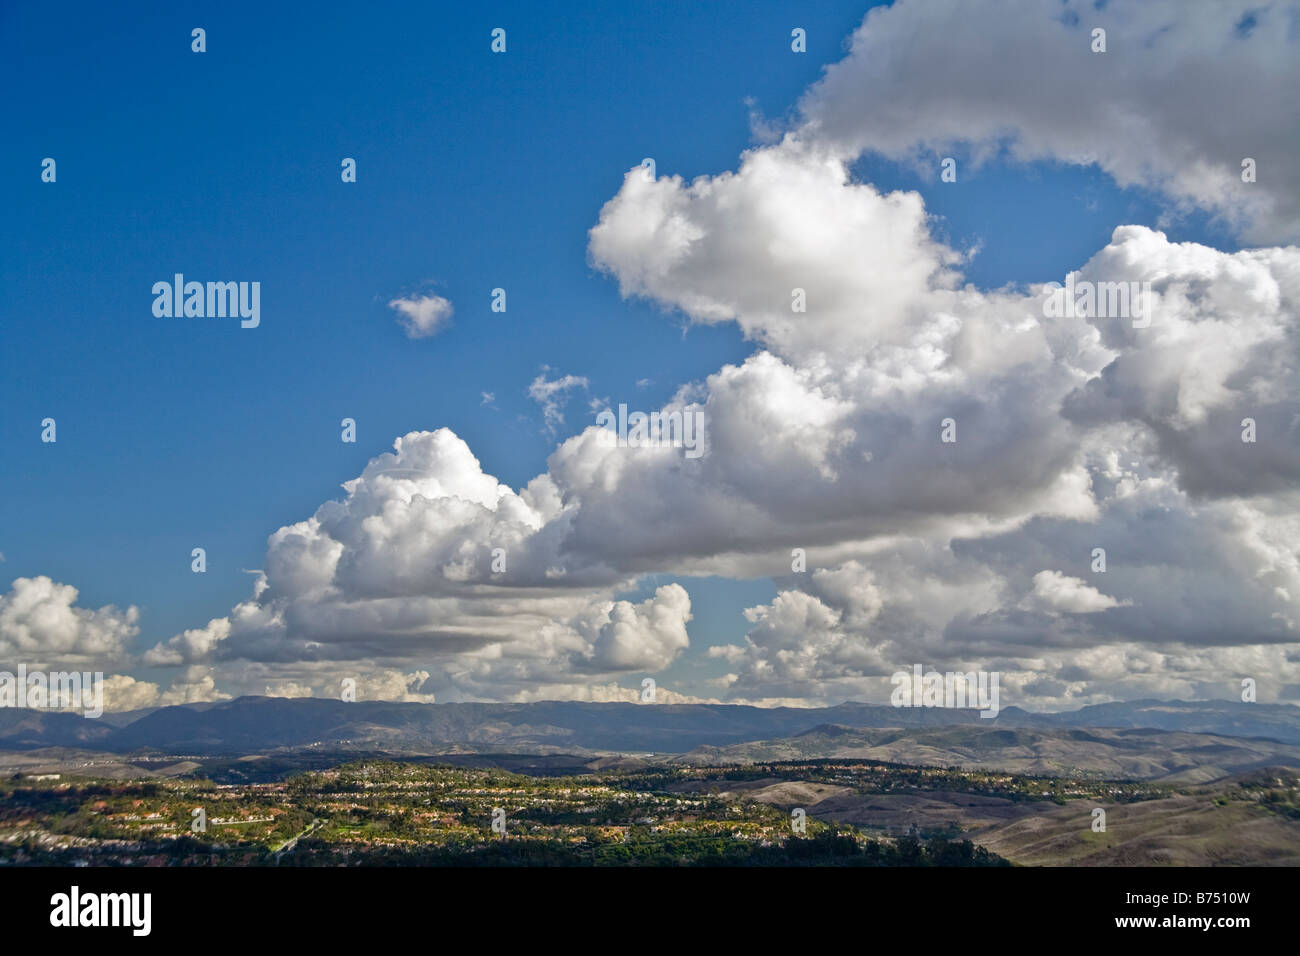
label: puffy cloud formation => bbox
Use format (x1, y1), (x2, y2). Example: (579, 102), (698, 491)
(509, 680), (709, 705)
(96, 674), (165, 712)
(264, 670), (435, 703)
(0, 576), (139, 667)
(141, 430), (696, 701)
(388, 293), (453, 338)
(263, 681), (317, 700)
(90, 671), (231, 713)
(572, 2), (1300, 704)
(588, 142), (964, 362)
(156, 667), (231, 706)
(143, 617), (230, 666)
(1027, 571), (1127, 615)
(708, 562), (893, 701)
(132, 1), (1299, 708)
(584, 584), (692, 671)
(1059, 229), (1300, 498)
(798, 0), (1300, 244)
(708, 450), (1300, 707)
(584, 147), (1300, 575)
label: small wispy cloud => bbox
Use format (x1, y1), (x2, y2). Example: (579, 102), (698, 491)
(388, 293), (453, 339)
(528, 367), (588, 432)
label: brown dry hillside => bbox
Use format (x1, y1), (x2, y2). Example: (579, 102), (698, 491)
(716, 766), (1300, 866)
(969, 787), (1300, 866)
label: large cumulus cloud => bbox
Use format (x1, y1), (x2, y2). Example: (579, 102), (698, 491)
(133, 1), (1300, 708)
(799, 0), (1300, 244)
(0, 576), (139, 667)
(140, 430), (696, 701)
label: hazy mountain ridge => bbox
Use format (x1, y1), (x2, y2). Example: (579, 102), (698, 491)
(676, 723), (1300, 782)
(1, 697), (1298, 768)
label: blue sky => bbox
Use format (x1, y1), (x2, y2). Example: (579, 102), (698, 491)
(4, 0), (844, 644)
(2, 0), (1294, 709)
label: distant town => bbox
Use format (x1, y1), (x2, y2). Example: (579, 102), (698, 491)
(4, 756), (1294, 866)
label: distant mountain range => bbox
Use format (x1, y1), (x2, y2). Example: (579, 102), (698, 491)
(1, 696), (1299, 765)
(676, 723), (1300, 782)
